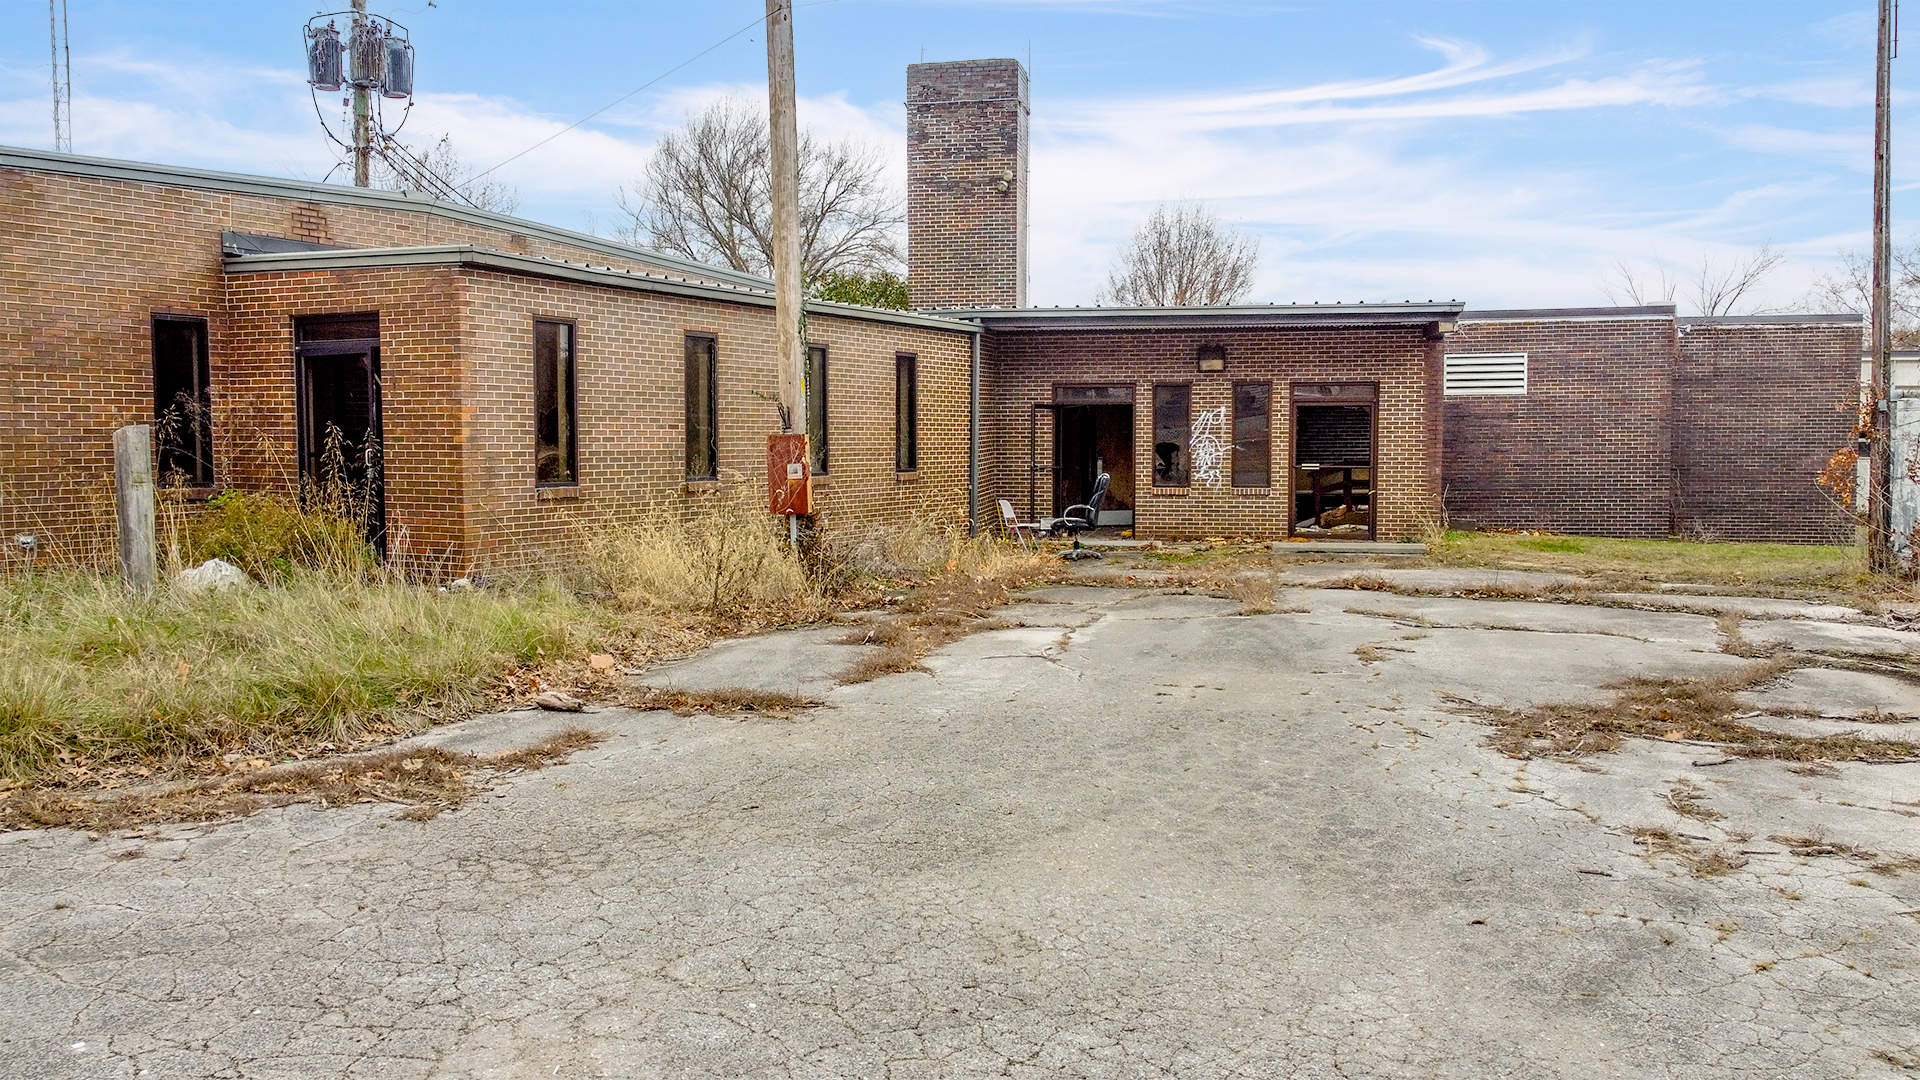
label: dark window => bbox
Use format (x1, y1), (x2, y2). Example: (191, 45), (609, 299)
(152, 315), (212, 485)
(807, 344), (828, 474)
(685, 334), (718, 480)
(1152, 383), (1190, 487)
(1233, 381), (1272, 488)
(895, 353), (918, 472)
(534, 320), (576, 485)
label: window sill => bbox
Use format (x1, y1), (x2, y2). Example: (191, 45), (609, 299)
(810, 474), (831, 488)
(1151, 486), (1189, 497)
(1233, 487), (1273, 497)
(895, 470), (919, 482)
(162, 485), (217, 503)
(536, 485), (582, 502)
(684, 479), (721, 493)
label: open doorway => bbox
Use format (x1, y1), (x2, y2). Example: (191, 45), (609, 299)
(1052, 386), (1134, 526)
(295, 313), (386, 551)
(1291, 382), (1376, 540)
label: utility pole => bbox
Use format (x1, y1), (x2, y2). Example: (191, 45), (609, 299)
(351, 0), (372, 187)
(765, 0), (805, 438)
(1871, 0), (1897, 573)
(48, 0), (70, 153)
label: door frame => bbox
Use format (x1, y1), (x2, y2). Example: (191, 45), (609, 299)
(294, 327), (386, 552)
(1288, 381), (1379, 541)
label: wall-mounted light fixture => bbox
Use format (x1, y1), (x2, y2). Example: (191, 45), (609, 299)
(1196, 344), (1227, 373)
(995, 170), (1014, 193)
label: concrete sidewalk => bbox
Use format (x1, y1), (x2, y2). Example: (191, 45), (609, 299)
(4, 585), (1918, 1078)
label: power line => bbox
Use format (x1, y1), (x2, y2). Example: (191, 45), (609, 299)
(461, 12), (770, 189)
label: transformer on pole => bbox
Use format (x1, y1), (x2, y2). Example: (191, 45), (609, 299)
(302, 5), (418, 190)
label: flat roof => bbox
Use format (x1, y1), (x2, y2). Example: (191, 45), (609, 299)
(222, 244), (980, 336)
(1460, 305), (1676, 322)
(934, 302), (1465, 332)
(1679, 313), (1863, 326)
(1, 143), (769, 292)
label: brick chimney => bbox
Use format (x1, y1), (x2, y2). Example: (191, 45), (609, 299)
(906, 59), (1029, 310)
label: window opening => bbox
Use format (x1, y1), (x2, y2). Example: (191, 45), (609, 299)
(685, 334), (718, 480)
(1232, 381), (1271, 488)
(1152, 383), (1190, 487)
(152, 315), (212, 486)
(807, 344), (828, 474)
(895, 353), (918, 472)
(535, 320), (576, 485)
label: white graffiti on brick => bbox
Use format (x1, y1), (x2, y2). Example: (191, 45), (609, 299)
(1192, 405), (1228, 487)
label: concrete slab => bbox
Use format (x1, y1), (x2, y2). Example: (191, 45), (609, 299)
(1271, 540), (1428, 555)
(1744, 619), (1920, 658)
(1275, 565), (1590, 590)
(1735, 666), (1920, 720)
(1320, 589), (1722, 645)
(7, 586), (1919, 1079)
(1597, 592), (1865, 621)
(631, 624), (877, 696)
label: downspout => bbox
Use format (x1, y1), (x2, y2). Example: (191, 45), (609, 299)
(968, 327), (982, 536)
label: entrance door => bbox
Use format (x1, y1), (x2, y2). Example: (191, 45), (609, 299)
(1290, 382), (1376, 540)
(1052, 394), (1135, 525)
(295, 314), (386, 550)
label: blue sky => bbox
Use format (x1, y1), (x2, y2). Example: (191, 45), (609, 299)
(0, 1), (1901, 310)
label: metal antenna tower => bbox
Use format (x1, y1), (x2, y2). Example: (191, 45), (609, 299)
(49, 0), (71, 152)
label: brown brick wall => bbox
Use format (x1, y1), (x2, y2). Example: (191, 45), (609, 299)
(982, 326), (1441, 541)
(1442, 317), (1676, 539)
(907, 60), (1028, 310)
(1673, 321), (1858, 544)
(3, 163), (971, 571)
(221, 265), (972, 572)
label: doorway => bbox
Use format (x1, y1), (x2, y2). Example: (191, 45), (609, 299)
(1052, 386), (1134, 525)
(1291, 382), (1376, 540)
(295, 314), (386, 550)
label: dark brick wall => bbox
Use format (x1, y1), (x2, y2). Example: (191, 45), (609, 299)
(1673, 320), (1859, 544)
(1443, 316), (1677, 539)
(907, 60), (1028, 310)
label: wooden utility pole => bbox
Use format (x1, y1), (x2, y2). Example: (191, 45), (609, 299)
(1871, 0), (1896, 573)
(113, 424), (156, 594)
(351, 0), (372, 187)
(765, 0), (805, 437)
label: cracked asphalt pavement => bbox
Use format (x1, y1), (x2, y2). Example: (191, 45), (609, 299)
(5, 583), (1919, 1078)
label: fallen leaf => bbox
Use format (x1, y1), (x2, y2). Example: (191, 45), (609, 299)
(588, 653), (616, 672)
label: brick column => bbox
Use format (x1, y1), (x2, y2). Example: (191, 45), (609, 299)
(906, 59), (1028, 310)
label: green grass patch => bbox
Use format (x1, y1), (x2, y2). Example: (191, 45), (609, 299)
(1430, 530), (1869, 592)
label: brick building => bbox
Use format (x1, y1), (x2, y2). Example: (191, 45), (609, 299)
(1, 146), (977, 571)
(1443, 308), (1859, 544)
(1, 55), (1864, 563)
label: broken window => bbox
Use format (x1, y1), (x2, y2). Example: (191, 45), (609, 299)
(895, 353), (918, 472)
(534, 320), (576, 485)
(685, 334), (718, 480)
(1232, 381), (1271, 488)
(152, 315), (212, 486)
(807, 344), (828, 475)
(1152, 383), (1190, 487)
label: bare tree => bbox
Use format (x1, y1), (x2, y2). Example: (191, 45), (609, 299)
(370, 134), (522, 216)
(1802, 243), (1920, 347)
(614, 99), (902, 282)
(1099, 202), (1259, 307)
(1601, 245), (1787, 316)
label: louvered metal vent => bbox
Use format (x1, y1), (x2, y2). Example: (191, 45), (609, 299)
(1443, 353), (1527, 396)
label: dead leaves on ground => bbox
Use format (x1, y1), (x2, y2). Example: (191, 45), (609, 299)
(0, 728), (606, 833)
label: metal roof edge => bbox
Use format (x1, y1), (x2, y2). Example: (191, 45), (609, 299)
(931, 302), (1464, 331)
(1459, 305), (1676, 322)
(221, 245), (979, 335)
(1678, 313), (1863, 327)
(1, 143), (771, 292)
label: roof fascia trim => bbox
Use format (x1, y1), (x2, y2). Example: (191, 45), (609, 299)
(221, 245), (980, 335)
(1, 143), (769, 291)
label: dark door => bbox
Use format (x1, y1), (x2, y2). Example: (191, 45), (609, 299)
(295, 314), (386, 551)
(1053, 403), (1134, 518)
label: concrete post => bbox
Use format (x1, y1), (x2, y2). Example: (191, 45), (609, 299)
(114, 423), (157, 594)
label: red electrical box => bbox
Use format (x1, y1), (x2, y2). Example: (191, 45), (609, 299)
(767, 433), (812, 516)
